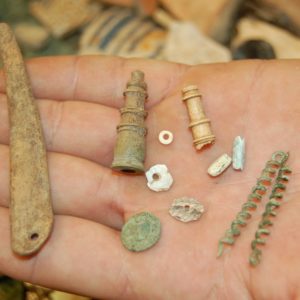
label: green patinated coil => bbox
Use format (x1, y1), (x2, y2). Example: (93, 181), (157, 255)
(217, 151), (289, 258)
(249, 154), (291, 266)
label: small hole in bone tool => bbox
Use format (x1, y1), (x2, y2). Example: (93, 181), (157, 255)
(163, 133), (169, 140)
(30, 233), (39, 240)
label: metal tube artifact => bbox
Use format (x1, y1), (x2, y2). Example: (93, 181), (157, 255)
(111, 70), (148, 174)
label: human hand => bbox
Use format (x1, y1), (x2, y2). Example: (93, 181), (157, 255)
(0, 56), (299, 299)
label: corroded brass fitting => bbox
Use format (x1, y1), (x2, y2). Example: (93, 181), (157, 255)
(182, 85), (215, 150)
(111, 70), (148, 174)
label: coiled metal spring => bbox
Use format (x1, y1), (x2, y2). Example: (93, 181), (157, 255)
(249, 152), (291, 266)
(217, 151), (288, 257)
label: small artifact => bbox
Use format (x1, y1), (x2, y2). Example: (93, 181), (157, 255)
(145, 164), (173, 192)
(79, 7), (166, 59)
(121, 212), (161, 252)
(232, 39), (276, 60)
(169, 197), (204, 222)
(158, 130), (173, 145)
(182, 85), (215, 150)
(249, 151), (291, 266)
(24, 283), (52, 300)
(14, 22), (49, 51)
(207, 153), (232, 177)
(232, 136), (245, 170)
(232, 18), (300, 60)
(0, 276), (24, 300)
(163, 21), (231, 65)
(111, 70), (148, 174)
(158, 0), (244, 43)
(0, 23), (53, 256)
(217, 150), (288, 258)
(29, 0), (100, 38)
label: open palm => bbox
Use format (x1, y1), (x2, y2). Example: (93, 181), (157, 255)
(0, 56), (299, 300)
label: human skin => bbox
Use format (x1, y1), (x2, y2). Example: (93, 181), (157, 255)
(0, 56), (299, 300)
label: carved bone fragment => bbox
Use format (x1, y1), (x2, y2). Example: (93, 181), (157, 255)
(208, 153), (232, 177)
(0, 23), (53, 256)
(182, 85), (215, 150)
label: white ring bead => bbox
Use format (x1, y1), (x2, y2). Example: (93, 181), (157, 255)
(159, 130), (173, 145)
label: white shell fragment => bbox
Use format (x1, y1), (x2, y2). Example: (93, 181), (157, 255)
(146, 164), (173, 192)
(208, 153), (232, 177)
(159, 130), (174, 145)
(232, 136), (245, 170)
(169, 197), (204, 222)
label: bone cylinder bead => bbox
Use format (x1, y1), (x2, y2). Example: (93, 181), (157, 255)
(111, 70), (148, 174)
(182, 85), (215, 150)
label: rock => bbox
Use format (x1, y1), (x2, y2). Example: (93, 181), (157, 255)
(232, 40), (276, 59)
(79, 7), (166, 59)
(51, 291), (90, 300)
(14, 22), (49, 51)
(159, 0), (244, 43)
(0, 277), (24, 300)
(25, 282), (52, 300)
(163, 21), (231, 64)
(30, 0), (101, 38)
(257, 0), (300, 36)
(94, 0), (158, 15)
(232, 18), (300, 59)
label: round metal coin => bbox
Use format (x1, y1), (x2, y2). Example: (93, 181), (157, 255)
(121, 212), (161, 252)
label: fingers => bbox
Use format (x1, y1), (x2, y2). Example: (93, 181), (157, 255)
(0, 56), (187, 108)
(0, 94), (118, 166)
(0, 145), (125, 229)
(0, 207), (129, 299)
